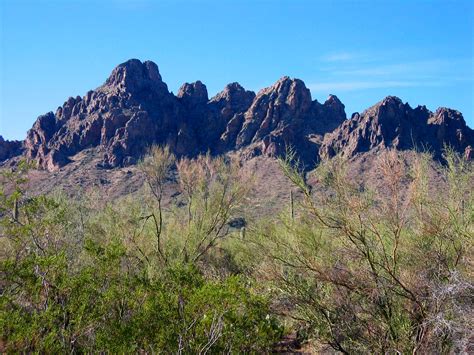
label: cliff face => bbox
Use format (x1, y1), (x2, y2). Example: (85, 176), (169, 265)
(14, 59), (473, 172)
(220, 77), (346, 165)
(24, 60), (259, 170)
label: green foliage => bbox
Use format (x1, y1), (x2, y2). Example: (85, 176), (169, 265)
(1, 242), (280, 352)
(1, 147), (471, 353)
(0, 151), (281, 353)
(247, 149), (473, 354)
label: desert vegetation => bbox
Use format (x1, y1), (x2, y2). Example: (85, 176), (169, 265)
(1, 148), (472, 353)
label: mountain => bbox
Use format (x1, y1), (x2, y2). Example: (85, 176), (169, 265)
(19, 59), (346, 171)
(231, 77), (346, 165)
(1, 59), (473, 180)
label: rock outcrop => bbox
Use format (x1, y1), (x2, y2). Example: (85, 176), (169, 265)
(24, 60), (258, 170)
(320, 96), (474, 160)
(0, 136), (23, 163)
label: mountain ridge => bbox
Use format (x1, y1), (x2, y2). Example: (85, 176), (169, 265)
(320, 96), (474, 160)
(1, 59), (473, 171)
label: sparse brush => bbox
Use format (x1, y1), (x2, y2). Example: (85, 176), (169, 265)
(1, 146), (471, 353)
(0, 147), (280, 353)
(248, 148), (473, 354)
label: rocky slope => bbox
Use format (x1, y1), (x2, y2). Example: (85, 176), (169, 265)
(2, 59), (473, 178)
(26, 59), (186, 170)
(229, 77), (346, 165)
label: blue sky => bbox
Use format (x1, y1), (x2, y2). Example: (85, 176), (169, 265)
(1, 0), (473, 140)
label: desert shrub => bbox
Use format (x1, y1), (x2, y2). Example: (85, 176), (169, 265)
(249, 149), (473, 353)
(1, 240), (281, 352)
(2, 147), (471, 353)
(0, 154), (281, 353)
(136, 148), (253, 273)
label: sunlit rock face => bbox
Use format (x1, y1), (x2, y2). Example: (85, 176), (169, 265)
(23, 60), (346, 171)
(227, 77), (346, 165)
(26, 59), (180, 169)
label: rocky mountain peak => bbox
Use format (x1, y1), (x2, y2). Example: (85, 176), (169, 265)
(234, 77), (311, 149)
(324, 94), (343, 105)
(209, 83), (255, 116)
(227, 77), (346, 166)
(258, 76), (312, 113)
(324, 94), (345, 117)
(177, 81), (209, 107)
(430, 107), (464, 125)
(210, 83), (254, 104)
(25, 59), (179, 170)
(103, 59), (168, 95)
(21, 62), (348, 172)
(428, 108), (472, 155)
(380, 95), (403, 106)
(361, 96), (405, 119)
(222, 82), (248, 94)
(14, 59), (473, 173)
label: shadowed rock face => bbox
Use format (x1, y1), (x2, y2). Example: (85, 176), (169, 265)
(0, 136), (23, 163)
(21, 59), (472, 172)
(320, 96), (474, 160)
